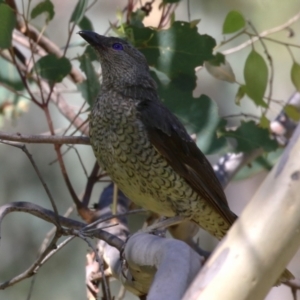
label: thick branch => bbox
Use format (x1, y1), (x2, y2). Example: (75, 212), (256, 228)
(184, 123), (300, 300)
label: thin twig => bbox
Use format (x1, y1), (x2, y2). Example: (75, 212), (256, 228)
(247, 21), (274, 108)
(8, 48), (42, 108)
(222, 11), (300, 55)
(63, 100), (87, 136)
(0, 142), (61, 227)
(82, 162), (100, 208)
(0, 231), (62, 289)
(0, 132), (90, 144)
(83, 208), (147, 231)
(187, 0), (191, 22)
(77, 233), (111, 300)
(0, 202), (125, 250)
(112, 183), (118, 215)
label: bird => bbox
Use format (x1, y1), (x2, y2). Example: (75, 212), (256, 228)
(78, 30), (293, 282)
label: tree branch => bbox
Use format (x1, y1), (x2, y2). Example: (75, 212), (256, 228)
(0, 132), (90, 145)
(184, 123), (300, 300)
(222, 11), (300, 55)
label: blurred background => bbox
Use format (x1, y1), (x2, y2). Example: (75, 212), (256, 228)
(0, 0), (300, 299)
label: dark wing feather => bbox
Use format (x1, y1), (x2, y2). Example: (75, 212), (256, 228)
(137, 98), (237, 225)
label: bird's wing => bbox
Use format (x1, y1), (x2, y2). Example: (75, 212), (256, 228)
(137, 98), (237, 225)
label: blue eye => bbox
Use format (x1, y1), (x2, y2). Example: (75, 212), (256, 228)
(112, 43), (123, 50)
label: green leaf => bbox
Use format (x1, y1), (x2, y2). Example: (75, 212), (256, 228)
(0, 4), (16, 48)
(244, 50), (268, 107)
(259, 114), (270, 129)
(284, 104), (300, 121)
(78, 15), (93, 31)
(77, 54), (100, 106)
(127, 21), (216, 79)
(222, 10), (245, 34)
(219, 120), (278, 152)
(151, 70), (226, 154)
(70, 0), (88, 25)
(34, 54), (71, 83)
(31, 0), (54, 23)
(235, 85), (246, 105)
(291, 62), (300, 92)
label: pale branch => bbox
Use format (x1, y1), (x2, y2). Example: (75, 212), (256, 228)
(0, 132), (90, 145)
(184, 123), (300, 300)
(222, 11), (300, 55)
(123, 233), (202, 300)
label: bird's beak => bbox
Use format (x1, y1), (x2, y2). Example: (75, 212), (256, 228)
(78, 30), (103, 47)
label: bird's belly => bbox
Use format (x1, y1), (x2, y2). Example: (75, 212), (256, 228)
(90, 119), (198, 217)
(97, 140), (177, 217)
(113, 168), (176, 217)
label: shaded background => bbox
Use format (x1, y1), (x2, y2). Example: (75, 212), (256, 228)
(1, 0), (300, 299)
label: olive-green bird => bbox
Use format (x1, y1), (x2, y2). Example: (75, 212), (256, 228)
(78, 30), (293, 283)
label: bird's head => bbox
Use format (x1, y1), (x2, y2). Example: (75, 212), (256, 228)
(78, 31), (156, 93)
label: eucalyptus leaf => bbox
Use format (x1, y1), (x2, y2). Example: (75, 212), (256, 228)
(0, 3), (16, 48)
(34, 54), (71, 83)
(244, 50), (268, 107)
(78, 15), (93, 31)
(31, 0), (54, 23)
(127, 21), (215, 79)
(235, 85), (246, 105)
(222, 11), (245, 34)
(70, 0), (88, 25)
(291, 62), (300, 92)
(259, 114), (270, 129)
(284, 104), (300, 121)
